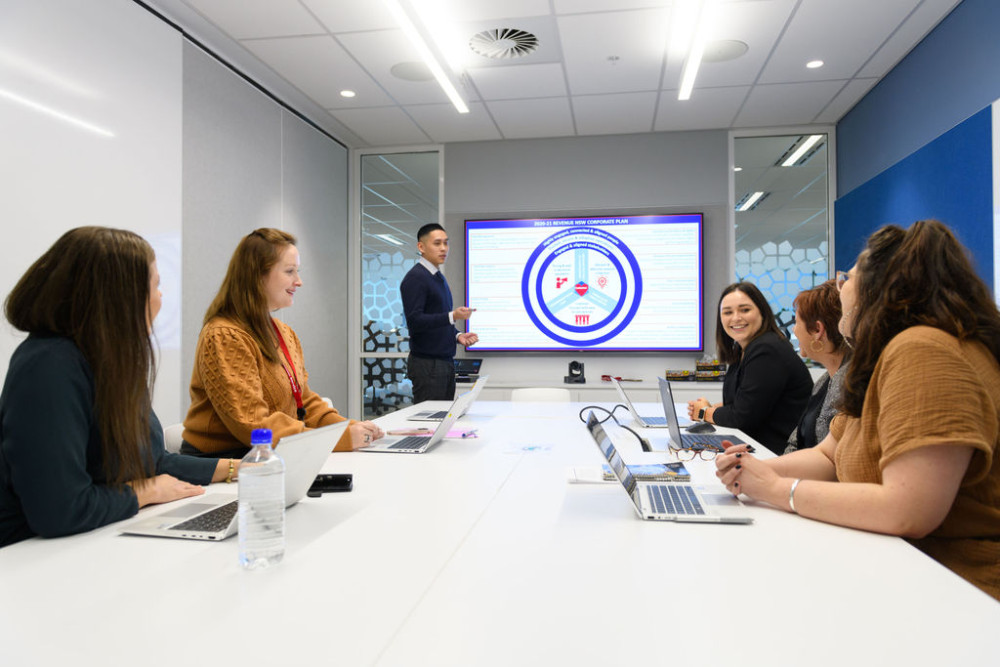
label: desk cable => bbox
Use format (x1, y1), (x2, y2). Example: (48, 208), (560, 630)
(576, 404), (653, 452)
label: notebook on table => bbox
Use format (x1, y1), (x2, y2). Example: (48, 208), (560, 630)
(656, 377), (745, 450)
(119, 421), (349, 541)
(584, 411), (751, 524)
(362, 388), (475, 453)
(611, 377), (669, 427)
(408, 374), (489, 422)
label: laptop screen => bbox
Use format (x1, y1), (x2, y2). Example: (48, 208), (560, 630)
(656, 377), (685, 447)
(586, 412), (636, 495)
(454, 358), (482, 374)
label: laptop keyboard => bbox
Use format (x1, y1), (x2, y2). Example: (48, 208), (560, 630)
(641, 416), (668, 425)
(388, 435), (431, 450)
(170, 500), (238, 532)
(646, 485), (705, 516)
(422, 410), (447, 419)
(680, 433), (744, 448)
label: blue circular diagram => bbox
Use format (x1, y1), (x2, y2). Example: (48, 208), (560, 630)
(520, 227), (643, 347)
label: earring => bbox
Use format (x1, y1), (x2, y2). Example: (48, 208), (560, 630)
(810, 338), (824, 353)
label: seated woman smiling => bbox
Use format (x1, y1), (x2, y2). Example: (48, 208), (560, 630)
(716, 220), (1000, 601)
(687, 281), (813, 455)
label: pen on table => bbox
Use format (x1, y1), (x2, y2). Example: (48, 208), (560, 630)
(461, 429), (478, 438)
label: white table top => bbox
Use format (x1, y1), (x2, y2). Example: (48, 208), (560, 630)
(2, 401), (998, 666)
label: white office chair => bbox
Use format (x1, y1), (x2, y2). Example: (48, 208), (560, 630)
(163, 423), (185, 454)
(509, 387), (571, 403)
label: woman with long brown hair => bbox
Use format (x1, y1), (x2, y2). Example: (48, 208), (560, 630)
(182, 228), (381, 456)
(0, 227), (233, 547)
(687, 281), (813, 454)
(716, 220), (1000, 600)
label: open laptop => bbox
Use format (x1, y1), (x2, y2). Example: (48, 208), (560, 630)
(362, 388), (476, 453)
(611, 377), (669, 428)
(408, 374), (489, 422)
(657, 377), (745, 450)
(584, 411), (751, 524)
(120, 421), (349, 541)
(454, 357), (482, 383)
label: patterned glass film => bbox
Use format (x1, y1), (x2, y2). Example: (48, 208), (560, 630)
(360, 151), (439, 418)
(733, 135), (829, 346)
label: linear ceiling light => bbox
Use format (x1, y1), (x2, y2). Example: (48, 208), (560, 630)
(0, 88), (113, 137)
(374, 233), (406, 246)
(677, 0), (716, 101)
(781, 134), (824, 166)
(383, 0), (469, 114)
(736, 191), (766, 212)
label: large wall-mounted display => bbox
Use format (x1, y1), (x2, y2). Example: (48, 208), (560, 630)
(465, 213), (703, 352)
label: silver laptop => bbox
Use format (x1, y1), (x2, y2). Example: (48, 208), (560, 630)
(584, 411), (751, 524)
(362, 388), (476, 453)
(409, 374), (490, 421)
(120, 421), (349, 541)
(611, 377), (668, 427)
(656, 377), (745, 450)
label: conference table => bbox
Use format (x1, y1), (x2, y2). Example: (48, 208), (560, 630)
(2, 400), (998, 666)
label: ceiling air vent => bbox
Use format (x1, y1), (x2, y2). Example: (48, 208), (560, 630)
(469, 28), (539, 59)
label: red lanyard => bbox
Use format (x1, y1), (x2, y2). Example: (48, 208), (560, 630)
(271, 319), (305, 420)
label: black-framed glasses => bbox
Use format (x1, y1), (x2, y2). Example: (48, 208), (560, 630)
(669, 443), (722, 461)
(835, 270), (850, 291)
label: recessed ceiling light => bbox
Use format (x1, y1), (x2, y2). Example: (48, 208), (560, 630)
(340, 90), (356, 98)
(733, 166), (742, 172)
(806, 60), (824, 69)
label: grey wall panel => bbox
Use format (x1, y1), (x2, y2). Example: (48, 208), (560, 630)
(280, 111), (350, 413)
(442, 130), (731, 383)
(181, 41), (282, 414)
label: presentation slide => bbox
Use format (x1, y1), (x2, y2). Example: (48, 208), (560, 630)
(465, 214), (703, 351)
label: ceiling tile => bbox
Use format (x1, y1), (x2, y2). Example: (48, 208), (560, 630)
(655, 86), (749, 131)
(558, 9), (669, 95)
(243, 35), (394, 108)
(301, 0), (398, 33)
(338, 29), (478, 106)
(572, 92), (658, 135)
(446, 0), (552, 22)
(332, 106), (430, 145)
(758, 0), (923, 83)
(405, 102), (503, 143)
(183, 0), (324, 39)
(467, 62), (568, 100)
(487, 97), (575, 139)
(735, 80), (847, 127)
(553, 0), (667, 12)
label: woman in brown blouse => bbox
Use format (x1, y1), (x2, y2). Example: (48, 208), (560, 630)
(716, 220), (1000, 600)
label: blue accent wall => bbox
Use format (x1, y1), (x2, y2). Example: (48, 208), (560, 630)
(834, 107), (993, 289)
(838, 0), (1000, 195)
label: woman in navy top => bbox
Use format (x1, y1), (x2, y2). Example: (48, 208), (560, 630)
(0, 227), (234, 548)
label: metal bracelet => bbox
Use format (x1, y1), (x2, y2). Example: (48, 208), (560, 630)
(789, 478), (801, 514)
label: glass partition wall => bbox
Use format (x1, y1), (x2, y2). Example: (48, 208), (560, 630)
(359, 150), (441, 418)
(732, 133), (831, 348)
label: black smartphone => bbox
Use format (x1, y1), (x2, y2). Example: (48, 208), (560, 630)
(307, 473), (353, 497)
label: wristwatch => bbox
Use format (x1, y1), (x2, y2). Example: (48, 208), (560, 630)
(697, 406), (708, 421)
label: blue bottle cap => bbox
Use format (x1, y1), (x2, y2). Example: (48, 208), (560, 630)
(250, 428), (273, 445)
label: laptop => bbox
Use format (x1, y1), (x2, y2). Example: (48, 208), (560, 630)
(362, 388), (475, 453)
(120, 421), (349, 541)
(584, 412), (752, 524)
(656, 377), (745, 450)
(454, 357), (482, 382)
(611, 377), (669, 427)
(408, 374), (489, 422)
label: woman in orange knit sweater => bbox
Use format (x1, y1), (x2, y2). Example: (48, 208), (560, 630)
(182, 228), (382, 457)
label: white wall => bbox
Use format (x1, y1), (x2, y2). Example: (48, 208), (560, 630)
(442, 131), (731, 385)
(0, 0), (183, 419)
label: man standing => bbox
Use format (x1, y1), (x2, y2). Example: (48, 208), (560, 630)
(400, 223), (479, 404)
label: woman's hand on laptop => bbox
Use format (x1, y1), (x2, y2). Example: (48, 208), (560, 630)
(128, 474), (206, 508)
(349, 421), (385, 449)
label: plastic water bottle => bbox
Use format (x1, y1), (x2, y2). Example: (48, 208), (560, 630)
(238, 428), (285, 569)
